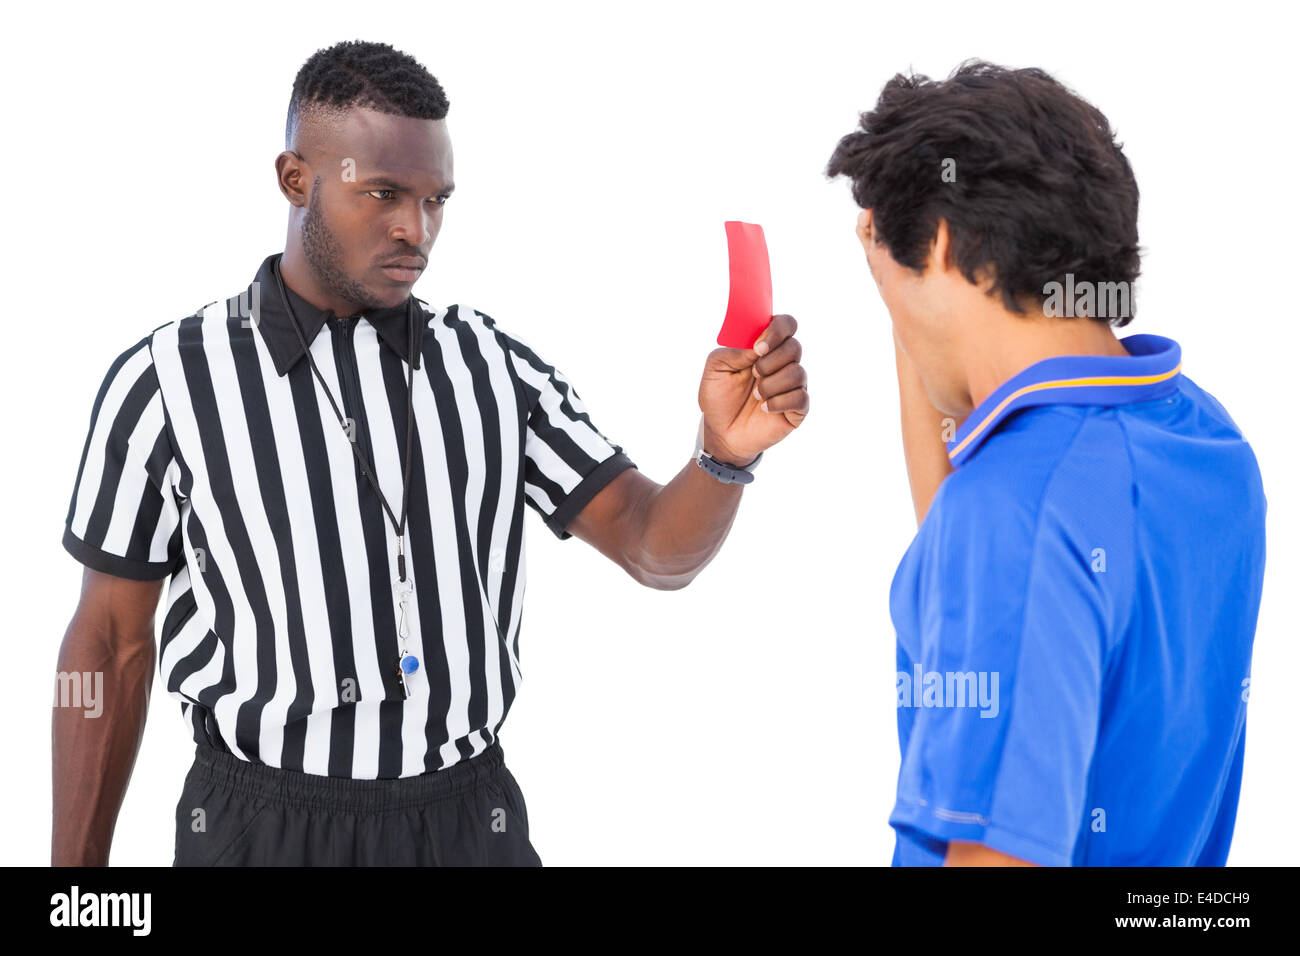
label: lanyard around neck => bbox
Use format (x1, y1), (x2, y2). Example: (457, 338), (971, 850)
(271, 256), (419, 582)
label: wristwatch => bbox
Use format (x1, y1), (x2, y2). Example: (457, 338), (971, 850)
(694, 422), (763, 485)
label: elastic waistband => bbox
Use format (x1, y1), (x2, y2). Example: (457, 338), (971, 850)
(190, 742), (507, 813)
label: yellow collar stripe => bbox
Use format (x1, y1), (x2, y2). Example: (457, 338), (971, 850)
(949, 364), (1183, 460)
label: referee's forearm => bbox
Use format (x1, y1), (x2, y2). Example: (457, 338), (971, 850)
(626, 457), (746, 590)
(51, 616), (153, 866)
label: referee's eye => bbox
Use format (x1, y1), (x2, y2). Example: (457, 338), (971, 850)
(365, 190), (449, 206)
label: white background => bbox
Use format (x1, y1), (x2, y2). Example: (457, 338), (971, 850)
(2, 0), (1294, 866)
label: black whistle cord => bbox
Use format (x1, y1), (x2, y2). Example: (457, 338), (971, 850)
(271, 255), (419, 582)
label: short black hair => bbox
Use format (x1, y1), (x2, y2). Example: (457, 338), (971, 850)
(826, 59), (1140, 325)
(286, 40), (450, 149)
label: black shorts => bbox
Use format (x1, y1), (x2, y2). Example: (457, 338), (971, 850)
(172, 740), (542, 866)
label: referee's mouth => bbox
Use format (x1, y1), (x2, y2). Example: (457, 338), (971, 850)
(378, 257), (426, 284)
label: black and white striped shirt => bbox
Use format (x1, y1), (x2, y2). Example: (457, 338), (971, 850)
(63, 252), (636, 779)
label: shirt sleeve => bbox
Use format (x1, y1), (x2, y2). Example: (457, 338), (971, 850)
(499, 327), (637, 540)
(889, 479), (1110, 866)
(62, 335), (186, 580)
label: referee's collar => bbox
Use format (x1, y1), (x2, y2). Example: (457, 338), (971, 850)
(250, 253), (423, 376)
(946, 333), (1183, 467)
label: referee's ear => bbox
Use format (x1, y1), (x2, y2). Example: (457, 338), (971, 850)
(275, 149), (311, 208)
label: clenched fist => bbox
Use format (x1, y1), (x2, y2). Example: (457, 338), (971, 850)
(698, 314), (808, 466)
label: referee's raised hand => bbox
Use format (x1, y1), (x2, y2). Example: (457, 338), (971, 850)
(698, 313), (809, 466)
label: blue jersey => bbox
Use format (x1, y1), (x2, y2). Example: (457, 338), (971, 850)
(888, 334), (1266, 866)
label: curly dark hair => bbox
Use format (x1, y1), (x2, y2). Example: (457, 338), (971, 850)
(286, 40), (450, 149)
(826, 59), (1140, 325)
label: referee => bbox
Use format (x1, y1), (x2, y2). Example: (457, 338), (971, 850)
(52, 40), (809, 866)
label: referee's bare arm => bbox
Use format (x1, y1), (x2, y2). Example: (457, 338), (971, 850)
(566, 454), (748, 591)
(52, 569), (161, 866)
(567, 314), (809, 591)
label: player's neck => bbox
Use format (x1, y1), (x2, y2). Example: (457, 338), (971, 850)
(963, 312), (1131, 413)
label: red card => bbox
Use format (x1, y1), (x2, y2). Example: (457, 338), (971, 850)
(717, 220), (773, 349)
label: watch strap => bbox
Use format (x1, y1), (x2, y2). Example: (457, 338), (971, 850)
(693, 425), (762, 484)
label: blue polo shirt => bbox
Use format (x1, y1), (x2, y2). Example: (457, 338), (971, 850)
(888, 334), (1266, 866)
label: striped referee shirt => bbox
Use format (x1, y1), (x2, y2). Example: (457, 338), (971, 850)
(63, 252), (637, 779)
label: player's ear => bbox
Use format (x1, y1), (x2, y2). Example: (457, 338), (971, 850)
(929, 217), (954, 273)
(855, 209), (873, 252)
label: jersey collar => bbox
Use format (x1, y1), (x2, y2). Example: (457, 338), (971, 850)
(248, 253), (424, 377)
(946, 333), (1183, 467)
